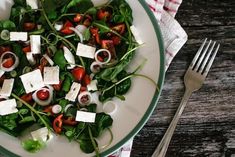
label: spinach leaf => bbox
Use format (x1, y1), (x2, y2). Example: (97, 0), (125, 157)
(62, 76), (72, 92)
(0, 20), (16, 31)
(116, 71), (131, 95)
(13, 0), (27, 6)
(89, 113), (113, 137)
(79, 139), (95, 153)
(53, 49), (67, 70)
(66, 0), (94, 13)
(22, 139), (45, 153)
(0, 113), (18, 130)
(86, 104), (97, 112)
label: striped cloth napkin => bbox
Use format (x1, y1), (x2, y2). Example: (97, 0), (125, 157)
(110, 0), (187, 156)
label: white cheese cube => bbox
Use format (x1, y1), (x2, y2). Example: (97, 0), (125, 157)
(0, 69), (5, 78)
(31, 127), (53, 142)
(43, 66), (60, 85)
(26, 52), (36, 65)
(26, 0), (38, 9)
(75, 111), (96, 123)
(130, 25), (144, 45)
(30, 35), (41, 54)
(0, 99), (18, 116)
(20, 69), (45, 93)
(65, 82), (81, 102)
(10, 32), (28, 41)
(76, 43), (96, 59)
(0, 79), (14, 97)
(87, 80), (98, 91)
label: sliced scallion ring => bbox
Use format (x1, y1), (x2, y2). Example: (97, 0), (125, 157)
(0, 30), (10, 41)
(90, 61), (102, 73)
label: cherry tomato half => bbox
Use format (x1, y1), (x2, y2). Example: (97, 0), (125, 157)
(23, 22), (36, 31)
(2, 58), (14, 68)
(36, 89), (50, 101)
(71, 67), (86, 82)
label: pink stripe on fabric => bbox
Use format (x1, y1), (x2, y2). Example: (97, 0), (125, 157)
(148, 4), (162, 14)
(167, 0), (181, 5)
(154, 0), (164, 5)
(163, 6), (177, 13)
(166, 50), (174, 57)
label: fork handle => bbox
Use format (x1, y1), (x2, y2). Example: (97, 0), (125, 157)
(151, 89), (192, 157)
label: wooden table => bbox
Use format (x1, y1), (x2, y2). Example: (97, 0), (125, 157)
(132, 0), (235, 156)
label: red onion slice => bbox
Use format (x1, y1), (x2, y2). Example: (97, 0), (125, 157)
(63, 46), (75, 69)
(69, 27), (84, 43)
(75, 25), (87, 34)
(0, 51), (19, 72)
(90, 61), (102, 73)
(94, 49), (111, 65)
(78, 91), (92, 107)
(32, 85), (53, 106)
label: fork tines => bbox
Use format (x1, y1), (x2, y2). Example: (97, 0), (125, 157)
(190, 38), (220, 76)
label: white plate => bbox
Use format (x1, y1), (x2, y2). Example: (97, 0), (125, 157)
(0, 0), (165, 156)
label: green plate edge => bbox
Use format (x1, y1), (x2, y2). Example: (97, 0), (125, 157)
(101, 0), (165, 156)
(0, 0), (165, 156)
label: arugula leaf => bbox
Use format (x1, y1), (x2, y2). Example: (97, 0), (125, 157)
(53, 49), (67, 70)
(96, 51), (134, 81)
(22, 139), (45, 153)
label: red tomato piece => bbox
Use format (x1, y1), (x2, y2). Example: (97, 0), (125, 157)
(60, 20), (74, 35)
(71, 67), (86, 82)
(36, 89), (50, 101)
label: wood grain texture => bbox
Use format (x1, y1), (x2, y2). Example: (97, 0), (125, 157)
(131, 0), (235, 156)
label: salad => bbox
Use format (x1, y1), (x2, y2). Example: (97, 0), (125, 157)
(0, 0), (156, 156)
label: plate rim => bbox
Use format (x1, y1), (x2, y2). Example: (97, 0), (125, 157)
(100, 0), (165, 156)
(0, 0), (165, 156)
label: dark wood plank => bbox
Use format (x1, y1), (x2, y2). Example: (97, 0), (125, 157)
(176, 0), (235, 27)
(131, 0), (235, 156)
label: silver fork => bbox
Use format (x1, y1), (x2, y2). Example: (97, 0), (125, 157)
(152, 39), (220, 157)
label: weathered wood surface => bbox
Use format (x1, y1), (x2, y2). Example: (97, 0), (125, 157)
(132, 0), (235, 156)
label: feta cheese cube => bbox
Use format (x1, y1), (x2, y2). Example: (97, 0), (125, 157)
(43, 66), (60, 85)
(75, 111), (96, 123)
(130, 25), (144, 45)
(30, 35), (41, 54)
(26, 0), (38, 9)
(10, 32), (28, 41)
(76, 43), (96, 59)
(0, 99), (18, 116)
(87, 80), (98, 91)
(31, 127), (53, 142)
(0, 79), (14, 97)
(20, 69), (45, 93)
(65, 82), (81, 102)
